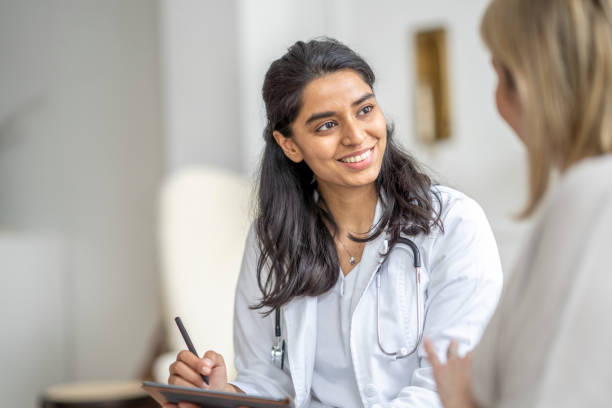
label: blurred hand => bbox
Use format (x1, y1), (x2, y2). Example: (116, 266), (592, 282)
(424, 338), (477, 408)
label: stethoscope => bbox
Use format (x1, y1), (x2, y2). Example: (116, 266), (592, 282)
(271, 308), (286, 369)
(271, 237), (423, 367)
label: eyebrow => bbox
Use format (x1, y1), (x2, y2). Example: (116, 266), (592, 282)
(304, 92), (375, 125)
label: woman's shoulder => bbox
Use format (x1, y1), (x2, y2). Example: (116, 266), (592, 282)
(421, 185), (502, 285)
(245, 222), (258, 246)
(431, 184), (474, 205)
(237, 223), (261, 274)
(538, 155), (612, 222)
(242, 222), (263, 264)
(556, 155), (612, 202)
(429, 184), (490, 230)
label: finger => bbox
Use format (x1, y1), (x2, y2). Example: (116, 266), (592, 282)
(177, 349), (204, 371)
(202, 350), (226, 369)
(423, 338), (441, 368)
(447, 340), (459, 360)
(168, 375), (201, 389)
(162, 404), (177, 408)
(169, 360), (206, 387)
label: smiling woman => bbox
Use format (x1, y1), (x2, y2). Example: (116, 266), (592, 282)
(163, 38), (503, 408)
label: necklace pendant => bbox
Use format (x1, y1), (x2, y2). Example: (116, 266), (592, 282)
(349, 256), (356, 265)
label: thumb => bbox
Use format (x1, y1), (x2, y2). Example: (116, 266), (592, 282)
(202, 350), (226, 370)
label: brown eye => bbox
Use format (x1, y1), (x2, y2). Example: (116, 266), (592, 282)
(316, 121), (336, 132)
(358, 105), (374, 115)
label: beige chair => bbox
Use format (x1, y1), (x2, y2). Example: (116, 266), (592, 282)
(153, 166), (253, 383)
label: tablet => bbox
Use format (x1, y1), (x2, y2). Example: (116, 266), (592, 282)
(141, 381), (293, 407)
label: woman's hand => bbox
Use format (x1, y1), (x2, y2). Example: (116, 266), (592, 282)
(162, 349), (241, 407)
(424, 338), (477, 408)
(168, 349), (230, 390)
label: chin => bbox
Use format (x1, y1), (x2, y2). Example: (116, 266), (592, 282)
(349, 171), (380, 188)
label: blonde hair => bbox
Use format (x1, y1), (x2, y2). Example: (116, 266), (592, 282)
(481, 0), (612, 216)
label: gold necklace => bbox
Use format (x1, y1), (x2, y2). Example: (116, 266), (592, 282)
(336, 237), (357, 265)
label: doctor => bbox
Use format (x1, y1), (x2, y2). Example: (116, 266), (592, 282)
(165, 38), (502, 408)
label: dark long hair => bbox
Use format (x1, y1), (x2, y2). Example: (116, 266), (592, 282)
(254, 38), (442, 312)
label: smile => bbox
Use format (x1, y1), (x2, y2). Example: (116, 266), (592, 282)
(339, 147), (373, 163)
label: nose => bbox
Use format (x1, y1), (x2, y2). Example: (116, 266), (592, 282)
(341, 117), (366, 145)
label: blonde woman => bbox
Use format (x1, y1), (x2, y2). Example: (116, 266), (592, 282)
(425, 0), (612, 407)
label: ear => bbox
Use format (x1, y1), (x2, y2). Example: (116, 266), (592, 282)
(273, 130), (304, 163)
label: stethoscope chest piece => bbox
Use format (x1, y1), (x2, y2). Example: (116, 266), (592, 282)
(271, 308), (286, 369)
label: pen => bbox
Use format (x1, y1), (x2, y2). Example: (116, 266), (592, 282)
(174, 316), (210, 385)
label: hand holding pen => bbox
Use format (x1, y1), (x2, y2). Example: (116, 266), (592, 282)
(167, 317), (239, 394)
(174, 316), (209, 386)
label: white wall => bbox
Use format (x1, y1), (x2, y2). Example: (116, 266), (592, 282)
(160, 0), (241, 173)
(0, 1), (163, 405)
(237, 0), (333, 173)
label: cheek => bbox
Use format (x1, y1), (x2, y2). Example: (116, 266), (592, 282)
(495, 84), (525, 141)
(374, 111), (387, 132)
(369, 113), (388, 145)
(495, 84), (517, 131)
(375, 117), (388, 153)
(298, 139), (338, 172)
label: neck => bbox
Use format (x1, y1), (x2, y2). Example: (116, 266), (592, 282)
(317, 182), (378, 236)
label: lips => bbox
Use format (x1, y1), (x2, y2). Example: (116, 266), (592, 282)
(338, 146), (374, 163)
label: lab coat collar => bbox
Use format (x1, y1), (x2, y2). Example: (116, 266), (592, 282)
(349, 197), (389, 317)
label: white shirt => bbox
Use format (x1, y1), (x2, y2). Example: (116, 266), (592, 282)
(311, 267), (363, 408)
(472, 155), (612, 407)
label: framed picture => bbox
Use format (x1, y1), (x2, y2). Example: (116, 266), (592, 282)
(414, 27), (451, 143)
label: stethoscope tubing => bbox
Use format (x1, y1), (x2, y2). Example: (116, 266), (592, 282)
(272, 237), (423, 365)
(377, 237), (423, 359)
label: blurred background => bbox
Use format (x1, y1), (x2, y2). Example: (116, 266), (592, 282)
(0, 0), (529, 406)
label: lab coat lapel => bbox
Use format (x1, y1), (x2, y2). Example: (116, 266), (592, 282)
(350, 199), (388, 317)
(283, 295), (317, 407)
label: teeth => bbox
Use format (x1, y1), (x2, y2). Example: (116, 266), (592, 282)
(341, 149), (371, 163)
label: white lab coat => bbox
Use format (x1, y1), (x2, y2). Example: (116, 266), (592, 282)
(230, 186), (503, 408)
